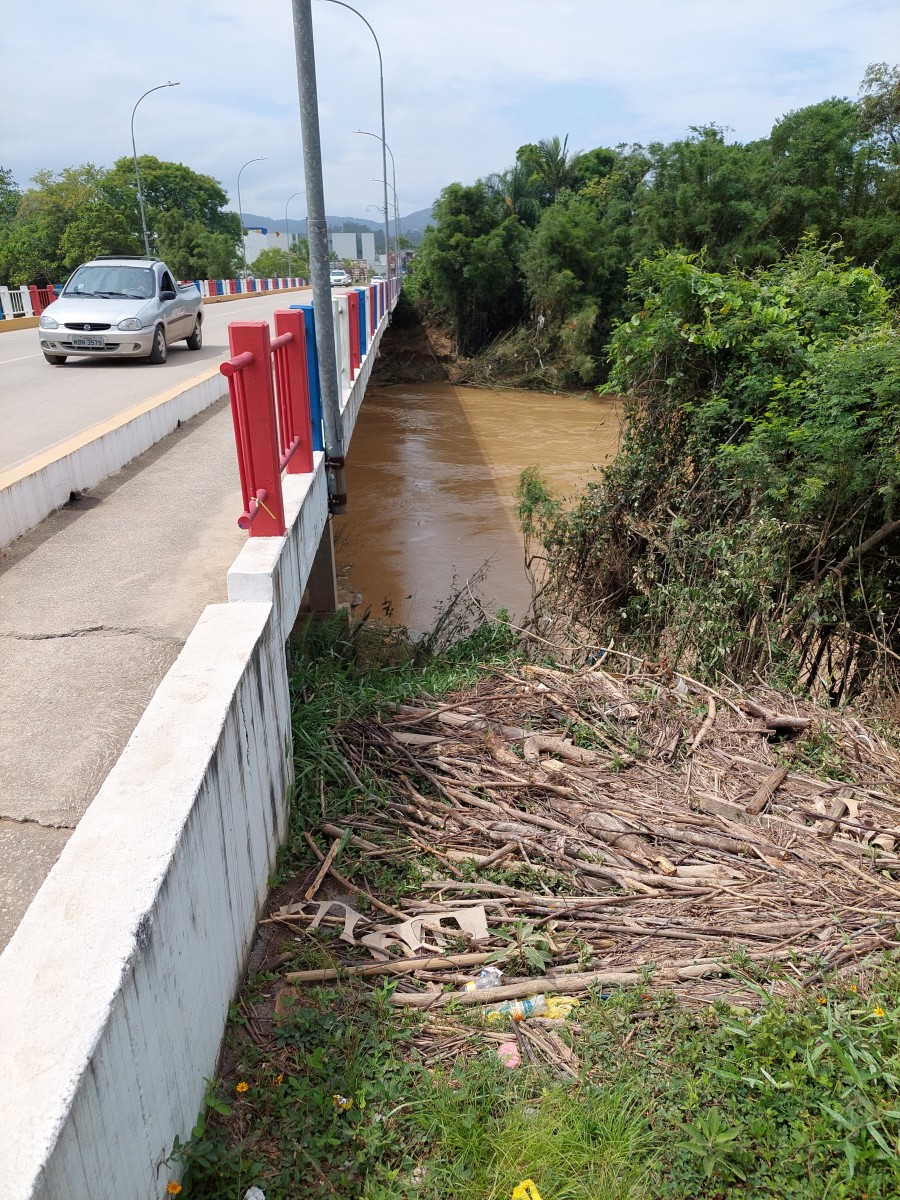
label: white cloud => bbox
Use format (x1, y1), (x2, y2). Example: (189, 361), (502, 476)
(3, 0), (898, 220)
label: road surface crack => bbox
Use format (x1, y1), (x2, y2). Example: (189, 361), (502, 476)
(1, 625), (183, 645)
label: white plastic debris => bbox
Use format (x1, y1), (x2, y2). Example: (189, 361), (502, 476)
(244, 1188), (266, 1200)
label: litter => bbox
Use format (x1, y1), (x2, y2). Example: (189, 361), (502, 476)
(497, 1040), (521, 1068)
(511, 1182), (544, 1200)
(466, 965), (503, 991)
(544, 995), (579, 1020)
(486, 995), (546, 1024)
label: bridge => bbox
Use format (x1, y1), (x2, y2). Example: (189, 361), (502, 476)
(0, 275), (399, 1198)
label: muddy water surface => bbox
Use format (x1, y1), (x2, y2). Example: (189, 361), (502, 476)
(336, 383), (620, 633)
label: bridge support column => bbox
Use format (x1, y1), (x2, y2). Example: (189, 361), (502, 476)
(306, 519), (338, 614)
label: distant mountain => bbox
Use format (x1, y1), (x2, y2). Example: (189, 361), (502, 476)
(241, 206), (434, 245)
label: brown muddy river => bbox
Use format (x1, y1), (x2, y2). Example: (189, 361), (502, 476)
(335, 383), (621, 634)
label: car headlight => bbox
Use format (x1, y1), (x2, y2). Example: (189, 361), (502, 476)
(117, 318), (143, 331)
(39, 314), (59, 329)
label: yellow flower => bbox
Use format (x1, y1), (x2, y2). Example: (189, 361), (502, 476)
(848, 984), (857, 993)
(236, 1080), (250, 1093)
(332, 1093), (353, 1111)
(166, 1185), (182, 1196)
(873, 1006), (886, 1018)
(275, 1073), (284, 1086)
(816, 996), (827, 1005)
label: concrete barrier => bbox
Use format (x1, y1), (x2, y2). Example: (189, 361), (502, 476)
(0, 367), (225, 548)
(0, 600), (289, 1199)
(0, 292), (395, 1199)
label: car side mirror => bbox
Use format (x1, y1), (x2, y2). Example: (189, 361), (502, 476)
(160, 289), (176, 301)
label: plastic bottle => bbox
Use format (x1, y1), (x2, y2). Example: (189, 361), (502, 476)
(485, 994), (546, 1024)
(465, 965), (503, 992)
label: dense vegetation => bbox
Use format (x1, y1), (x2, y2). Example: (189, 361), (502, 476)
(0, 157), (241, 283)
(518, 240), (900, 699)
(410, 64), (900, 382)
(410, 64), (900, 698)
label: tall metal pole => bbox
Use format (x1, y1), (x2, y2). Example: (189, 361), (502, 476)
(355, 128), (401, 278)
(292, 0), (346, 509)
(285, 189), (305, 278)
(373, 177), (401, 280)
(320, 1), (392, 299)
(130, 81), (179, 257)
(237, 157), (266, 278)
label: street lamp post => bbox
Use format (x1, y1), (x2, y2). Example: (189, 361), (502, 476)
(285, 189), (305, 278)
(130, 81), (179, 257)
(372, 177), (402, 280)
(318, 1), (392, 296)
(354, 128), (400, 279)
(237, 157), (267, 278)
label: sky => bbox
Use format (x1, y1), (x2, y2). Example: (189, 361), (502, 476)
(2, 0), (899, 226)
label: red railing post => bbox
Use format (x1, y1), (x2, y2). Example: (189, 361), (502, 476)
(224, 322), (286, 536)
(273, 310), (314, 474)
(347, 291), (360, 379)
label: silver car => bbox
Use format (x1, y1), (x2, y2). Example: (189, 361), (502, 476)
(37, 256), (204, 365)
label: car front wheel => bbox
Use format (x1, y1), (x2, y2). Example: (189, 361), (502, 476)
(43, 352), (67, 365)
(148, 325), (167, 364)
(186, 317), (202, 350)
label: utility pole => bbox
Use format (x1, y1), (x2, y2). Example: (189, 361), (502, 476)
(291, 0), (346, 511)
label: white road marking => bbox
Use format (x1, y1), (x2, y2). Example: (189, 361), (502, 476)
(0, 353), (42, 364)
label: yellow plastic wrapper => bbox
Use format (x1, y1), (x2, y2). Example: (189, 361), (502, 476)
(511, 1181), (544, 1200)
(544, 995), (580, 1020)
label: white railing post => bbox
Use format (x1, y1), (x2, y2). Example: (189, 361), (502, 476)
(19, 286), (34, 317)
(332, 296), (349, 396)
(0, 285), (11, 320)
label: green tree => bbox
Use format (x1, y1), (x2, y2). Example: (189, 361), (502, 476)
(858, 61), (900, 157)
(521, 147), (647, 380)
(632, 126), (772, 268)
(763, 99), (868, 249)
(249, 245), (307, 278)
(516, 135), (581, 205)
(482, 162), (542, 227)
(0, 167), (20, 226)
(410, 181), (529, 354)
(155, 210), (238, 279)
(0, 164), (136, 283)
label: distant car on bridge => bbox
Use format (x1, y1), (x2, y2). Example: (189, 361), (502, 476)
(37, 256), (203, 366)
(329, 269), (352, 287)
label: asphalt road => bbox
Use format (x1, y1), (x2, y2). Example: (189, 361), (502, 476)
(0, 288), (311, 473)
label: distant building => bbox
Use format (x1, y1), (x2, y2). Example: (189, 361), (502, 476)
(243, 227), (293, 265)
(330, 232), (357, 263)
(330, 231), (376, 266)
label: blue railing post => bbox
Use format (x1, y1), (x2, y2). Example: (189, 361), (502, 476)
(355, 288), (367, 358)
(293, 304), (325, 453)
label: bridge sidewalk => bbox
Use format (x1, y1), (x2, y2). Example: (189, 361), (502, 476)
(0, 398), (245, 949)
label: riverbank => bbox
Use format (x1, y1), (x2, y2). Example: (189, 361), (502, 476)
(170, 617), (900, 1199)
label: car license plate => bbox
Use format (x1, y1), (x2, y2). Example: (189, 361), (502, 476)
(72, 336), (105, 348)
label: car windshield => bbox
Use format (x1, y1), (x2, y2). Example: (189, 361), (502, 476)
(64, 265), (155, 300)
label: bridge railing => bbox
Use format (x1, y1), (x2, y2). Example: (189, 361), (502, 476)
(0, 283), (57, 320)
(196, 276), (309, 298)
(220, 312), (319, 536)
(220, 280), (392, 537)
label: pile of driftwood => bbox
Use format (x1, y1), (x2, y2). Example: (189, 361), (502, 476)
(272, 656), (900, 1056)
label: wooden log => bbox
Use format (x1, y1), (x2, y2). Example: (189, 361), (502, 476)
(745, 765), (789, 815)
(285, 950), (494, 984)
(688, 696), (717, 755)
(817, 791), (850, 839)
(320, 823), (380, 852)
